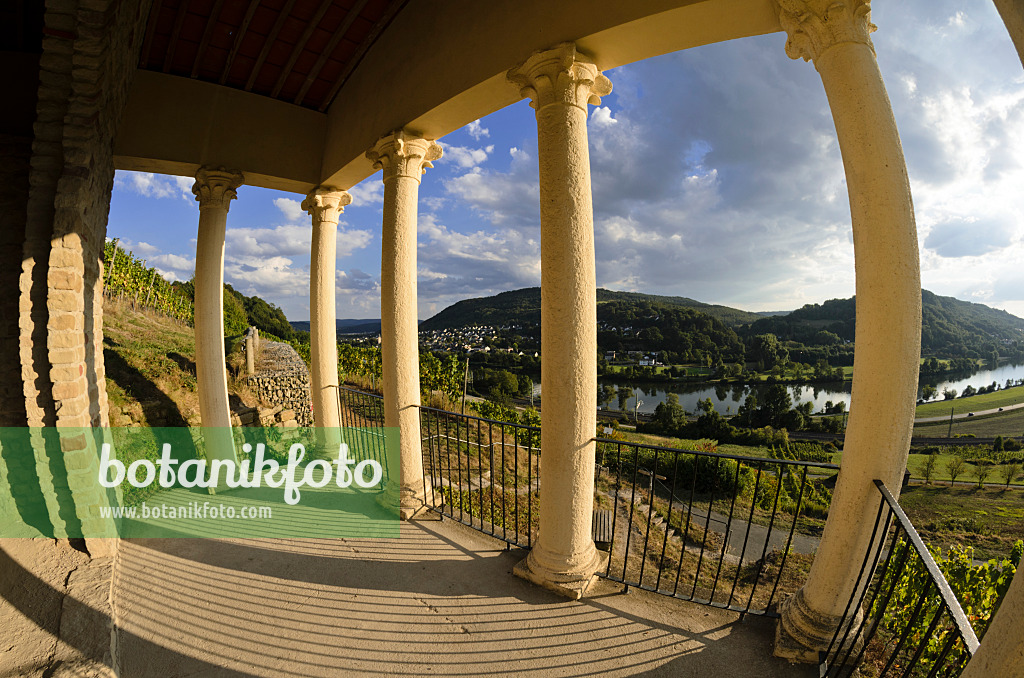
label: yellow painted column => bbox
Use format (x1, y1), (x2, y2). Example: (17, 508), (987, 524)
(192, 166), (244, 464)
(507, 43), (612, 599)
(366, 131), (441, 519)
(303, 187), (352, 441)
(771, 0), (922, 661)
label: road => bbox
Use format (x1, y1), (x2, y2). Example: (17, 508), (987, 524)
(914, 400), (1024, 423)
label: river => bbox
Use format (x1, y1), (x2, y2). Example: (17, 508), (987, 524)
(530, 362), (1024, 416)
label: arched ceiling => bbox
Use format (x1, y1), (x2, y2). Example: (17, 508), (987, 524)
(115, 0), (783, 193)
(138, 0), (405, 112)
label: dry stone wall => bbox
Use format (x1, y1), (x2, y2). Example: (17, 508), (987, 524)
(245, 340), (313, 427)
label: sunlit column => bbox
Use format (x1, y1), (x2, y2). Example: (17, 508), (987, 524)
(507, 43), (612, 599)
(771, 0), (922, 661)
(192, 166), (244, 465)
(303, 186), (352, 445)
(366, 131), (441, 519)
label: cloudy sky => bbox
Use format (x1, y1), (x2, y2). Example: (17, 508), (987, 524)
(108, 0), (1024, 322)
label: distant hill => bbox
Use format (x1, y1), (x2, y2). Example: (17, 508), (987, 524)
(747, 290), (1024, 356)
(290, 318), (382, 335)
(420, 287), (763, 331)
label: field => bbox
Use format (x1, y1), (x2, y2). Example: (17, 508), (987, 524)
(913, 407), (1024, 438)
(898, 485), (1024, 561)
(915, 385), (1024, 418)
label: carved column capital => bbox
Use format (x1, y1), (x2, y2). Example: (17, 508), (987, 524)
(192, 166), (244, 210)
(774, 0), (876, 63)
(302, 186), (352, 226)
(507, 42), (612, 112)
(366, 131), (443, 184)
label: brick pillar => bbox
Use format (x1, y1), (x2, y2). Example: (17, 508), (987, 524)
(11, 0), (152, 552)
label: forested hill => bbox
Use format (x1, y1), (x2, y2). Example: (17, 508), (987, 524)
(746, 290), (1024, 357)
(420, 287), (763, 331)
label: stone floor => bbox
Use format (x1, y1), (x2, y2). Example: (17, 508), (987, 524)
(111, 518), (817, 677)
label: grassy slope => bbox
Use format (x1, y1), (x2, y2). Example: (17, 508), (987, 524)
(898, 485), (1024, 561)
(103, 299), (254, 426)
(913, 408), (1024, 438)
(915, 385), (1024, 418)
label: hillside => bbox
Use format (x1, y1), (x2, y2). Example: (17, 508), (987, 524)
(420, 287), (764, 331)
(103, 298), (263, 427)
(290, 318), (382, 335)
(747, 290), (1024, 357)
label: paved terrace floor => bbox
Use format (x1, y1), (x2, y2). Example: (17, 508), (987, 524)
(112, 518), (815, 677)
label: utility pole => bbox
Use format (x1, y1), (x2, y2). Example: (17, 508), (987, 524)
(947, 407), (955, 438)
(462, 356), (470, 415)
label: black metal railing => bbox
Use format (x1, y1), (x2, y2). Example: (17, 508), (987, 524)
(419, 406), (540, 548)
(337, 385), (389, 477)
(820, 480), (981, 678)
(594, 437), (839, 617)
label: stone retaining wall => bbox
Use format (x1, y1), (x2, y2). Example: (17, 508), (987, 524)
(244, 339), (313, 427)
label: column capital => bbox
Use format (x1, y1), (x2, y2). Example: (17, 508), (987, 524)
(302, 186), (352, 226)
(366, 130), (443, 183)
(507, 42), (612, 112)
(774, 0), (876, 63)
(192, 166), (244, 210)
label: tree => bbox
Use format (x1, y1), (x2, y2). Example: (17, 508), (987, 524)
(961, 385), (977, 398)
(519, 375), (534, 399)
(749, 333), (788, 371)
(943, 388), (958, 400)
(946, 456), (967, 486)
(922, 454), (938, 485)
(1001, 462), (1022, 488)
(487, 370), (518, 403)
(921, 384), (937, 401)
(222, 287), (248, 336)
(974, 462), (993, 488)
(993, 435), (1005, 452)
(695, 398), (731, 439)
(652, 393), (687, 434)
(617, 386), (634, 412)
(760, 384), (793, 428)
(736, 393), (759, 428)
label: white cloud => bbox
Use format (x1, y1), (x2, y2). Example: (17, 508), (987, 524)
(150, 253), (195, 274)
(273, 197), (305, 222)
(415, 214), (541, 313)
(444, 147), (539, 224)
(590, 106), (618, 127)
(443, 145), (494, 169)
(466, 119), (490, 139)
(225, 223), (372, 259)
(347, 178), (384, 208)
(114, 171), (194, 201)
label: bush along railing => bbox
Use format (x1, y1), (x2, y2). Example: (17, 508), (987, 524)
(819, 479), (1011, 678)
(594, 437), (839, 616)
(419, 405), (540, 548)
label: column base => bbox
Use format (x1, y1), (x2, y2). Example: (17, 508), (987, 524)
(774, 588), (862, 663)
(513, 547), (609, 600)
(376, 478), (435, 521)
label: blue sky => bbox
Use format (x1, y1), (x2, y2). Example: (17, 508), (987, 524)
(109, 0), (1024, 322)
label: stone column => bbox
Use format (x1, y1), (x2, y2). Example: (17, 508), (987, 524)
(366, 131), (441, 519)
(507, 43), (612, 599)
(192, 166), (244, 465)
(302, 187), (352, 444)
(771, 0), (922, 661)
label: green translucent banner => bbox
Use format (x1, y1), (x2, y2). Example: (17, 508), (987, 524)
(0, 427), (400, 538)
